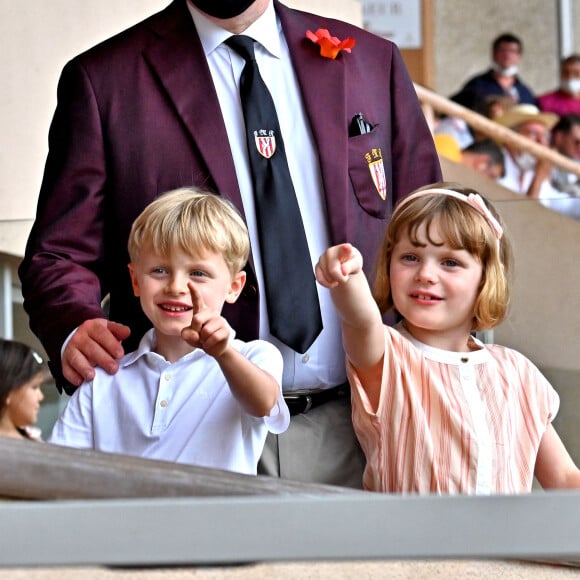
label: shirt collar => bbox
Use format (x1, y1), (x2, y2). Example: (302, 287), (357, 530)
(122, 328), (157, 367)
(186, 0), (281, 59)
(121, 325), (238, 368)
(396, 322), (490, 366)
(121, 328), (201, 368)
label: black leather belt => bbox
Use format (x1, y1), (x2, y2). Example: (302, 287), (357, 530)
(284, 383), (349, 416)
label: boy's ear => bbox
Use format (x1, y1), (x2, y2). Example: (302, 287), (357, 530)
(128, 263), (140, 297)
(225, 271), (246, 304)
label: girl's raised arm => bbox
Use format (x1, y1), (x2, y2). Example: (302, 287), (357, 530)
(316, 243), (385, 373)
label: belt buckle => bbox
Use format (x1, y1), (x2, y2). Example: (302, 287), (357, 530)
(285, 394), (313, 415)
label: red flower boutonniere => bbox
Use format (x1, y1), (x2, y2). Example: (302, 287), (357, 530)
(306, 28), (356, 60)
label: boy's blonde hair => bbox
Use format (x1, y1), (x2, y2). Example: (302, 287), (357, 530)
(373, 182), (513, 331)
(128, 188), (250, 274)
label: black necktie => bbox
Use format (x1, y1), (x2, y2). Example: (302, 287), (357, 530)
(226, 35), (322, 353)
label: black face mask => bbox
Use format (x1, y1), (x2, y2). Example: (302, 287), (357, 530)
(189, 0), (256, 19)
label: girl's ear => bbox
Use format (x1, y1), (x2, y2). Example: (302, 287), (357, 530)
(128, 263), (140, 297)
(225, 271), (247, 304)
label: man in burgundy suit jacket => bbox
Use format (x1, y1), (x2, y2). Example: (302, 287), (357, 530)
(20, 0), (441, 487)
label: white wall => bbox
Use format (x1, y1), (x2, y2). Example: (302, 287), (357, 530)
(1, 1), (169, 255)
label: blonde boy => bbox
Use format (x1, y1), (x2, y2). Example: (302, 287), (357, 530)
(50, 188), (289, 474)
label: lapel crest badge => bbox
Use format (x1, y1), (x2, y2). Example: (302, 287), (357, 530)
(365, 148), (387, 200)
(254, 130), (276, 159)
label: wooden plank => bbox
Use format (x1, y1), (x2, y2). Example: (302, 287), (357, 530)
(0, 437), (359, 500)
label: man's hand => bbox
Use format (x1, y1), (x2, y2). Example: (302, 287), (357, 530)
(181, 282), (231, 358)
(62, 318), (131, 387)
(315, 243), (363, 288)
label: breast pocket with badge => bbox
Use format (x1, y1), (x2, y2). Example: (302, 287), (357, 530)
(348, 113), (391, 219)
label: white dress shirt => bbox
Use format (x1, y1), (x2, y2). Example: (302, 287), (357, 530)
(187, 2), (346, 391)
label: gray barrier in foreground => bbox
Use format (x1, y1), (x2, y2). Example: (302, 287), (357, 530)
(1, 492), (579, 567)
(0, 437), (579, 568)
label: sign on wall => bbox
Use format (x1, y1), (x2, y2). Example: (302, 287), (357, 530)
(361, 0), (422, 49)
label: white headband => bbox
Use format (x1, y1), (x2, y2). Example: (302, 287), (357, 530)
(395, 187), (504, 240)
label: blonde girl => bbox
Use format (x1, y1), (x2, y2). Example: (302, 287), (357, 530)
(316, 182), (580, 494)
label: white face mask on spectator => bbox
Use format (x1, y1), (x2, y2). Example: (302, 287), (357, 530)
(492, 62), (519, 77)
(514, 151), (537, 171)
(562, 78), (580, 95)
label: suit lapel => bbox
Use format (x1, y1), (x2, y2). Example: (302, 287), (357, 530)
(143, 1), (244, 214)
(276, 2), (349, 245)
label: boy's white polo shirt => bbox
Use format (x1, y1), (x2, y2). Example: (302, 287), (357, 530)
(49, 329), (289, 475)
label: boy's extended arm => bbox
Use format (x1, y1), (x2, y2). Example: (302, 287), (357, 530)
(181, 282), (279, 417)
(534, 424), (580, 489)
(316, 244), (385, 372)
(214, 348), (280, 417)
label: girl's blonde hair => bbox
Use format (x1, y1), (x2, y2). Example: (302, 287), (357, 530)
(373, 182), (512, 331)
(128, 187), (250, 275)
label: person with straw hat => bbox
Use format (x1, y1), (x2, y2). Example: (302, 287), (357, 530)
(495, 104), (580, 218)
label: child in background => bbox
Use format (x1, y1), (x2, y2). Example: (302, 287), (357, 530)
(316, 182), (580, 494)
(0, 339), (48, 440)
(50, 188), (289, 474)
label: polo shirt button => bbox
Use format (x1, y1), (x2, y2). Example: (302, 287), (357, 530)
(301, 354), (310, 364)
(164, 373), (172, 381)
(160, 400), (168, 408)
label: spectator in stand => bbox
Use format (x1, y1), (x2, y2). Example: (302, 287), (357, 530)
(433, 135), (505, 180)
(495, 104), (558, 195)
(550, 114), (580, 197)
(538, 55), (580, 116)
(433, 115), (474, 150)
(451, 33), (537, 112)
(434, 94), (515, 150)
(462, 139), (506, 179)
(495, 104), (556, 191)
(479, 94), (517, 121)
(496, 104), (580, 219)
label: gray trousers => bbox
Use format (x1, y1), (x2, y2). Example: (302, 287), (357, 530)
(258, 396), (365, 489)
